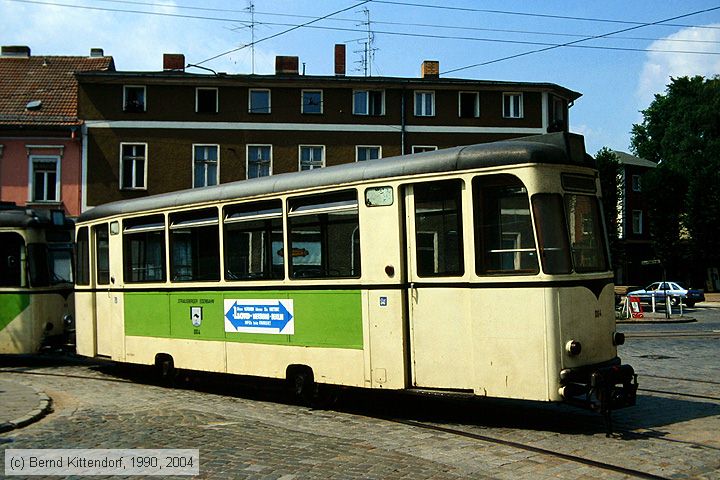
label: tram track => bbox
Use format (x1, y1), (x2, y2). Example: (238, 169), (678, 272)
(385, 418), (671, 480)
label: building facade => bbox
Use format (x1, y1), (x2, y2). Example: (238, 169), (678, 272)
(77, 48), (581, 209)
(0, 45), (114, 217)
(613, 150), (657, 286)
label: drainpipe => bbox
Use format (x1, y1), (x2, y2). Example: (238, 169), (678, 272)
(400, 87), (406, 155)
(81, 123), (88, 212)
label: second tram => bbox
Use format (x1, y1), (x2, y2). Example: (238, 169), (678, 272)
(74, 132), (636, 415)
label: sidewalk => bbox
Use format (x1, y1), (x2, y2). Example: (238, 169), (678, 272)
(0, 379), (52, 433)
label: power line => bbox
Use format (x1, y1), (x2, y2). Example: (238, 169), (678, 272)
(369, 0), (720, 31)
(442, 5), (720, 75)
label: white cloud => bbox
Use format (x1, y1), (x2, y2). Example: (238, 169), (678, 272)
(636, 24), (720, 108)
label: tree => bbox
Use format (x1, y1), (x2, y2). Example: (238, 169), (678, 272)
(631, 75), (720, 283)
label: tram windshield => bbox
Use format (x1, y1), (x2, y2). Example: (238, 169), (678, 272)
(533, 194), (608, 274)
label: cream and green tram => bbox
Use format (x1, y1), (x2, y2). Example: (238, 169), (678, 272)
(75, 132), (636, 415)
(0, 204), (75, 354)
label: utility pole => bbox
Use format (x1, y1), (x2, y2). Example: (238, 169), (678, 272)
(248, 0), (256, 74)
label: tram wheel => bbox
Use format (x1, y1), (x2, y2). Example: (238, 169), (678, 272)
(154, 354), (176, 386)
(286, 366), (316, 406)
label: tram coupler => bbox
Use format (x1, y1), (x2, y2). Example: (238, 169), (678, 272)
(559, 359), (638, 436)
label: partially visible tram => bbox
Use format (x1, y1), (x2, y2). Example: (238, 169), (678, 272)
(0, 204), (75, 353)
(74, 132), (636, 416)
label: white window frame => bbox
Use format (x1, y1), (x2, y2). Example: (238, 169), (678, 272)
(246, 144), (272, 179)
(458, 91), (480, 118)
(192, 144), (219, 188)
(632, 210), (643, 234)
(298, 145), (325, 170)
(412, 145), (438, 154)
(28, 155), (61, 203)
(355, 145), (382, 162)
(249, 88), (271, 114)
(414, 90), (435, 117)
(123, 85), (146, 112)
(196, 87), (218, 113)
(301, 89), (323, 114)
(119, 142), (148, 190)
(352, 89), (385, 116)
(503, 92), (524, 119)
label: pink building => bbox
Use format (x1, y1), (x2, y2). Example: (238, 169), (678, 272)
(0, 46), (114, 218)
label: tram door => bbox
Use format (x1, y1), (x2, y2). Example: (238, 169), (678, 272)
(93, 223), (113, 357)
(404, 180), (474, 390)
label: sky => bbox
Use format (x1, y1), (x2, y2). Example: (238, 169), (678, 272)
(2, 0), (719, 155)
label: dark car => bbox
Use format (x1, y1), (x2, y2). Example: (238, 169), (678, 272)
(627, 281), (705, 307)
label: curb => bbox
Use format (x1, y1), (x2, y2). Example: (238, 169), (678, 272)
(0, 388), (53, 434)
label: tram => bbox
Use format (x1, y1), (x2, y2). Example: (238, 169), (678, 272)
(0, 204), (75, 353)
(74, 132), (636, 415)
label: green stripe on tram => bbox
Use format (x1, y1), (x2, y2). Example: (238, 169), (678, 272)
(0, 293), (31, 332)
(124, 290), (364, 349)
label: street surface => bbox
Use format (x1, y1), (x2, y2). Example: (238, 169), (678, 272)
(1, 304), (719, 479)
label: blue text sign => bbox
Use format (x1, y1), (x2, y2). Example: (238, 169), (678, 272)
(224, 299), (294, 334)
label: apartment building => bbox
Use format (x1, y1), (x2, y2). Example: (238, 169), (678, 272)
(77, 46), (581, 209)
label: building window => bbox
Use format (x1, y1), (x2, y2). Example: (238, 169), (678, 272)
(249, 89), (270, 113)
(356, 146), (381, 161)
(632, 210), (643, 234)
(193, 145), (219, 188)
(503, 93), (523, 118)
(301, 90), (323, 114)
(196, 88), (218, 113)
(548, 95), (566, 131)
(123, 85), (146, 112)
(459, 91), (480, 118)
(412, 145), (438, 154)
(632, 175), (642, 192)
(120, 143), (147, 190)
(299, 145), (325, 170)
(29, 156), (60, 202)
(414, 91), (435, 117)
(247, 145), (271, 179)
(353, 90), (384, 115)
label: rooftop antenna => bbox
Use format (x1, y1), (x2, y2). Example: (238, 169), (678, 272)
(355, 7), (376, 77)
(247, 0), (256, 74)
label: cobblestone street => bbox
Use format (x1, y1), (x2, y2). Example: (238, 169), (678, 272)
(1, 306), (719, 479)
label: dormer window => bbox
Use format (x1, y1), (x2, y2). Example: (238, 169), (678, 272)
(123, 86), (146, 112)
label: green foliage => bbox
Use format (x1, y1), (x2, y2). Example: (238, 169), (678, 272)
(631, 75), (720, 274)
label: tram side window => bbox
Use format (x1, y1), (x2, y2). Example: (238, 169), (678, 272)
(413, 180), (464, 277)
(76, 227), (90, 285)
(532, 194), (572, 274)
(94, 224), (110, 285)
(0, 233), (25, 287)
(288, 191), (360, 279)
(474, 175), (538, 275)
(170, 208), (220, 282)
(123, 215), (166, 283)
(224, 200), (284, 280)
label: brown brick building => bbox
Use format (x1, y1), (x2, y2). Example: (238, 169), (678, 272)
(77, 48), (581, 210)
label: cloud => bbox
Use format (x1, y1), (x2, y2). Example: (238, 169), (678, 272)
(636, 23), (720, 107)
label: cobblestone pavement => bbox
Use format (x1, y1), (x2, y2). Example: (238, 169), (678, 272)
(1, 309), (719, 479)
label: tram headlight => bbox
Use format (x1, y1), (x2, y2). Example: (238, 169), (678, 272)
(63, 314), (75, 329)
(565, 340), (582, 356)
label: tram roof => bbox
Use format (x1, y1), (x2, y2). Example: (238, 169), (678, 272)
(0, 204), (73, 229)
(79, 132), (593, 223)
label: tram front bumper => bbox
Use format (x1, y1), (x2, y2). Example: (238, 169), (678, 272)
(559, 358), (638, 412)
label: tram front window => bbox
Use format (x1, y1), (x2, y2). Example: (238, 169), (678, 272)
(48, 246), (74, 284)
(532, 193), (609, 274)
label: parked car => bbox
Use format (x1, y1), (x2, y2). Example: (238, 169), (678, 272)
(627, 282), (705, 307)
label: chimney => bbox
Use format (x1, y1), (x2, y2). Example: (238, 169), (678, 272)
(421, 60), (440, 79)
(90, 48), (104, 57)
(163, 53), (185, 72)
(275, 55), (299, 75)
(1, 45), (31, 58)
(334, 44), (346, 76)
